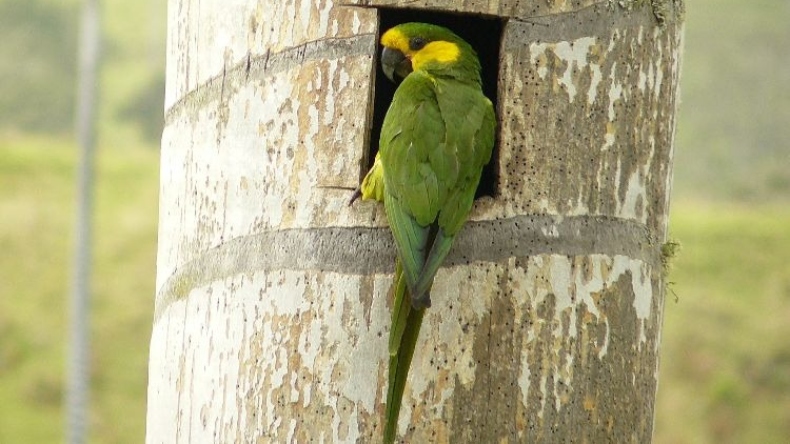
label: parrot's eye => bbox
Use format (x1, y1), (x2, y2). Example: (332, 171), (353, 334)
(409, 37), (427, 51)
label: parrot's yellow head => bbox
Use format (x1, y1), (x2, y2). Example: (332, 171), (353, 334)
(380, 23), (481, 84)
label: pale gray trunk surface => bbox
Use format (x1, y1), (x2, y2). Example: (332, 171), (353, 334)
(147, 0), (683, 442)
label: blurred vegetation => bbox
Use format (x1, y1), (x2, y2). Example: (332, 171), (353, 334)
(0, 137), (157, 443)
(0, 0), (166, 145)
(117, 73), (165, 144)
(0, 0), (77, 134)
(654, 201), (790, 443)
(0, 0), (788, 442)
(674, 0), (790, 201)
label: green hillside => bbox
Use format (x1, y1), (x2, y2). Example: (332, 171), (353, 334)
(655, 201), (790, 443)
(0, 137), (158, 442)
(674, 0), (790, 201)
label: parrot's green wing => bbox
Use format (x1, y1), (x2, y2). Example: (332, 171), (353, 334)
(380, 72), (447, 307)
(411, 91), (496, 298)
(381, 71), (495, 307)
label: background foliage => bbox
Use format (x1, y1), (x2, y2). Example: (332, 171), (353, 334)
(0, 0), (788, 442)
(0, 0), (77, 133)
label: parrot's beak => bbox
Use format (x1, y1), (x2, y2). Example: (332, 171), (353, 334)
(381, 47), (412, 83)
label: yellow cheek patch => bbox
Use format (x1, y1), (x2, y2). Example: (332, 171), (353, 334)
(381, 28), (411, 55)
(411, 41), (460, 71)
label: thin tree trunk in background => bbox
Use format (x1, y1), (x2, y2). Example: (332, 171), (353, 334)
(146, 0), (683, 442)
(68, 0), (99, 443)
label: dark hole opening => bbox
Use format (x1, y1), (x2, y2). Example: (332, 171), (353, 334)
(369, 9), (504, 199)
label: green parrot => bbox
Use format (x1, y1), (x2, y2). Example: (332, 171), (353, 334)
(351, 22), (495, 443)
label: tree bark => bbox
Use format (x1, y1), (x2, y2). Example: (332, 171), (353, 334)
(146, 0), (683, 443)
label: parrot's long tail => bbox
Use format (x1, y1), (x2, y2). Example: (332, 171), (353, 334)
(384, 259), (425, 444)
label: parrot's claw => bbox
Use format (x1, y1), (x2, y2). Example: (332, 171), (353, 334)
(348, 188), (362, 206)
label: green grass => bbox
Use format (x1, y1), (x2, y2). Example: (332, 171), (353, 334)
(654, 200), (790, 444)
(0, 135), (158, 443)
(2, 137), (789, 442)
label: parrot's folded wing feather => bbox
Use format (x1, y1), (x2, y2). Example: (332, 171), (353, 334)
(412, 227), (453, 304)
(384, 192), (429, 291)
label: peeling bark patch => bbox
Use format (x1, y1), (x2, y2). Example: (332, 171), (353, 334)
(158, 50), (376, 286)
(165, 0), (377, 109)
(443, 255), (660, 443)
(358, 0), (601, 21)
(529, 37), (599, 104)
(450, 265), (522, 442)
(148, 270), (392, 442)
(164, 34), (376, 124)
(497, 5), (682, 235)
(154, 214), (659, 320)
